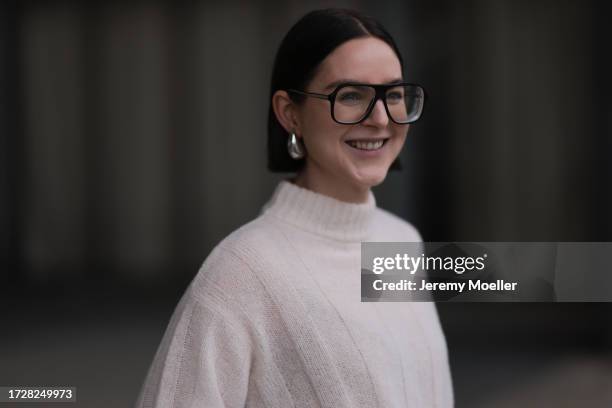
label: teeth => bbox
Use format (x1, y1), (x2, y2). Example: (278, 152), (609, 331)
(347, 140), (385, 150)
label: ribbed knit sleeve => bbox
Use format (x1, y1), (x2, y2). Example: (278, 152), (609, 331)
(136, 276), (255, 408)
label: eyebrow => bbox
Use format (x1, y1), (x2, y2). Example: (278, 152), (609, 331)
(323, 78), (404, 90)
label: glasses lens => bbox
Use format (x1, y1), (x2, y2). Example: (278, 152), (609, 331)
(385, 85), (424, 123)
(333, 85), (376, 124)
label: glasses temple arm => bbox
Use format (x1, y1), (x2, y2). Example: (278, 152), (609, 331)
(287, 89), (329, 100)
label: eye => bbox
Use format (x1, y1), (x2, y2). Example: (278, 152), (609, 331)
(337, 86), (372, 106)
(339, 92), (363, 102)
(386, 91), (404, 102)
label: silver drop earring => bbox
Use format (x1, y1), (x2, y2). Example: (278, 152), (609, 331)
(287, 131), (305, 159)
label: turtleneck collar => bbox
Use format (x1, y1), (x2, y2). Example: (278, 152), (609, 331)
(260, 178), (377, 242)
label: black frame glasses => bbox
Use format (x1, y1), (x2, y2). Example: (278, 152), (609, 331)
(287, 82), (426, 125)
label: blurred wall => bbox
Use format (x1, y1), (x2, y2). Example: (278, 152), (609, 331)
(2, 1), (610, 286)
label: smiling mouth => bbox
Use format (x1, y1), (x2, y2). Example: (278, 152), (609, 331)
(344, 138), (389, 151)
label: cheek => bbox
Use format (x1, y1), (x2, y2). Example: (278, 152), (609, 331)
(303, 103), (335, 134)
(301, 106), (347, 155)
(391, 125), (409, 148)
(396, 123), (410, 137)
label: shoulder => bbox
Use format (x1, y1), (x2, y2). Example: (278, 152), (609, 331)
(214, 214), (284, 262)
(188, 215), (283, 305)
(371, 207), (423, 242)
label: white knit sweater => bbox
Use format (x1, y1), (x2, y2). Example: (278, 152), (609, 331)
(136, 179), (454, 407)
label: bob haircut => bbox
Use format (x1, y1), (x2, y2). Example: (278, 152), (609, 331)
(267, 8), (405, 173)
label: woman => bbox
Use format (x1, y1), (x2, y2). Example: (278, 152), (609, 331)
(137, 8), (453, 408)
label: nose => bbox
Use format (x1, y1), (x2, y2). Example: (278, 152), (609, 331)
(362, 98), (389, 127)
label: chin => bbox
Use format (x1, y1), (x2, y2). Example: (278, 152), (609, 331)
(352, 167), (389, 188)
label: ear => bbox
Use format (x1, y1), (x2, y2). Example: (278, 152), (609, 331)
(272, 90), (301, 136)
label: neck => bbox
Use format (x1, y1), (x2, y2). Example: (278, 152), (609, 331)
(293, 163), (370, 204)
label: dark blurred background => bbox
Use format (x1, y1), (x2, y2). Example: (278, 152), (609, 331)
(1, 1), (611, 407)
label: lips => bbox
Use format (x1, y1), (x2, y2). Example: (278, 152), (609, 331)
(344, 138), (390, 151)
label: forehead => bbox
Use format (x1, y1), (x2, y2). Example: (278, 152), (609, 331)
(312, 37), (403, 90)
